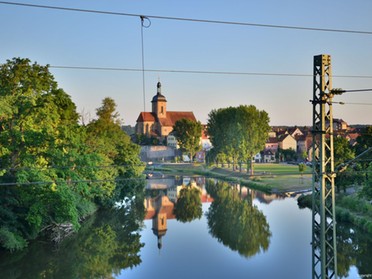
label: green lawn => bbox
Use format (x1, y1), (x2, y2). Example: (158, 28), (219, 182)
(152, 163), (313, 193)
(254, 163), (312, 175)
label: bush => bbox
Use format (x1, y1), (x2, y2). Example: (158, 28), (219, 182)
(0, 228), (28, 252)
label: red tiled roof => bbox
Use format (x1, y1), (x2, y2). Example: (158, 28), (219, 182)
(136, 112), (156, 122)
(266, 137), (278, 143)
(158, 111), (196, 127)
(347, 133), (360, 139)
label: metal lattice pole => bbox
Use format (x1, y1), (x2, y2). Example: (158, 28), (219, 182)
(311, 54), (338, 279)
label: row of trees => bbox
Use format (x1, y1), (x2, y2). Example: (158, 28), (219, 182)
(171, 105), (270, 171)
(0, 58), (144, 251)
(207, 105), (271, 174)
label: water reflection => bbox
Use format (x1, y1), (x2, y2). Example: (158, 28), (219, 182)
(206, 180), (272, 258)
(174, 185), (203, 223)
(336, 222), (372, 278)
(1, 176), (371, 279)
(144, 178), (207, 250)
(0, 196), (145, 279)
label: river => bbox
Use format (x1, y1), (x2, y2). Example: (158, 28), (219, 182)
(0, 176), (371, 279)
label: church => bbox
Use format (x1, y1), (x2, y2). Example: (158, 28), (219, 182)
(135, 81), (196, 140)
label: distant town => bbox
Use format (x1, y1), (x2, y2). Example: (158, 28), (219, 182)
(122, 81), (368, 163)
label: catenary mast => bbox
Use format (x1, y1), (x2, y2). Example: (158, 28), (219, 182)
(311, 54), (338, 279)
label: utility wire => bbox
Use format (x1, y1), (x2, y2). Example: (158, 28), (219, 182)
(1, 1), (372, 35)
(0, 177), (143, 187)
(344, 89), (372, 93)
(333, 101), (372, 106)
(1, 170), (372, 187)
(140, 16), (151, 112)
(48, 65), (372, 79)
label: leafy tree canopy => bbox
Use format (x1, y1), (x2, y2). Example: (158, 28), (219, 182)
(0, 58), (144, 251)
(172, 118), (202, 161)
(207, 105), (270, 173)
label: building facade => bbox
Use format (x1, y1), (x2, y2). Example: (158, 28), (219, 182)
(135, 82), (196, 141)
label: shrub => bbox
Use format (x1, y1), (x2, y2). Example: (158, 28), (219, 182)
(0, 228), (28, 252)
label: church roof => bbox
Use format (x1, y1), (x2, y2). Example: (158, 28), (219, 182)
(151, 81), (167, 103)
(151, 93), (167, 103)
(136, 112), (156, 122)
(158, 111), (196, 127)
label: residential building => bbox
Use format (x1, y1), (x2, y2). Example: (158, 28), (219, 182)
(265, 137), (279, 152)
(262, 149), (276, 163)
(278, 134), (297, 152)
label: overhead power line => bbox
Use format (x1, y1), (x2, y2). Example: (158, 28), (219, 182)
(333, 101), (372, 106)
(49, 65), (372, 79)
(1, 1), (372, 35)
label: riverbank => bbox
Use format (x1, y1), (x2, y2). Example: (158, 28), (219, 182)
(298, 190), (372, 233)
(147, 163), (372, 234)
(147, 163), (312, 194)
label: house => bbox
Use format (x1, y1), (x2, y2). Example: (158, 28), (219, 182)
(288, 127), (304, 138)
(201, 125), (212, 151)
(135, 81), (197, 141)
(262, 149), (276, 163)
(265, 137), (279, 152)
(254, 152), (262, 163)
(166, 134), (178, 148)
(278, 134), (297, 151)
(345, 132), (360, 146)
(333, 118), (348, 131)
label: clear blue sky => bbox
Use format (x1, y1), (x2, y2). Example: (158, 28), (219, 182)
(1, 0), (372, 126)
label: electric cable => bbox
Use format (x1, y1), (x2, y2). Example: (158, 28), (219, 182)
(48, 65), (372, 79)
(1, 1), (372, 35)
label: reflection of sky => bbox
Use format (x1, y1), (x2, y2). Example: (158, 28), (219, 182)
(120, 198), (317, 279)
(122, 178), (364, 279)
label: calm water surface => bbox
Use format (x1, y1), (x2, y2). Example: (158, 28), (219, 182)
(0, 176), (371, 279)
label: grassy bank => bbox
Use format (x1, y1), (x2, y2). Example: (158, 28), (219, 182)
(148, 163), (312, 193)
(298, 192), (372, 233)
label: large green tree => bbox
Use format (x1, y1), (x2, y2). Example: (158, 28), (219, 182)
(86, 97), (145, 205)
(0, 58), (86, 250)
(172, 118), (202, 162)
(207, 105), (270, 174)
(0, 58), (144, 251)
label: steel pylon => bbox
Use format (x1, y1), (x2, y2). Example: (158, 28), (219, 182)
(311, 54), (338, 279)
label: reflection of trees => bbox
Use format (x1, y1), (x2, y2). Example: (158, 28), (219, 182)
(0, 183), (145, 279)
(173, 186), (202, 223)
(206, 180), (271, 258)
(336, 222), (372, 278)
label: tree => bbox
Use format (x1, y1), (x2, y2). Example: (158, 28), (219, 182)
(0, 58), (85, 250)
(354, 126), (372, 184)
(0, 58), (145, 251)
(172, 118), (202, 162)
(207, 105), (270, 175)
(333, 136), (358, 192)
(334, 136), (355, 167)
(86, 97), (144, 205)
(298, 163), (306, 176)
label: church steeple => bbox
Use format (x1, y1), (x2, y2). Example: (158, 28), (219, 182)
(157, 81), (161, 94)
(151, 81), (167, 118)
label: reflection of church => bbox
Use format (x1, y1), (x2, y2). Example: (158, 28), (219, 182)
(144, 180), (211, 251)
(144, 193), (175, 250)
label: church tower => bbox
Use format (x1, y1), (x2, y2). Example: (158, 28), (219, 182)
(151, 81), (167, 118)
